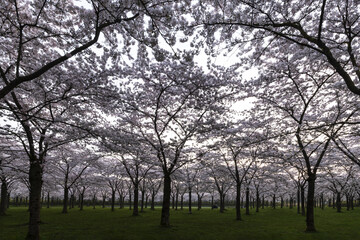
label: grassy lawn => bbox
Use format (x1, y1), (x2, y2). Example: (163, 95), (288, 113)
(0, 206), (359, 240)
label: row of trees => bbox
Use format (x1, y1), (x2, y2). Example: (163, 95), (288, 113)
(1, 1), (360, 239)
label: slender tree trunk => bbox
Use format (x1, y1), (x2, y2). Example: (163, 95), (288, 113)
(197, 194), (201, 210)
(272, 194), (276, 209)
(145, 195), (149, 209)
(336, 192), (341, 213)
(236, 182), (241, 220)
(211, 195), (214, 210)
(219, 191), (224, 213)
(301, 186), (305, 216)
(171, 194), (175, 209)
(7, 192), (10, 209)
(111, 189), (115, 212)
(102, 195), (106, 208)
(80, 193), (84, 211)
(262, 195), (264, 209)
(151, 192), (155, 210)
(26, 160), (43, 240)
(281, 197), (284, 208)
(297, 186), (300, 214)
(133, 184), (139, 216)
(71, 194), (75, 209)
(175, 191), (178, 210)
(46, 192), (50, 209)
(62, 188), (69, 214)
(245, 186), (250, 215)
(305, 176), (316, 232)
(92, 195), (96, 209)
(160, 174), (171, 227)
(180, 194), (184, 210)
(256, 189), (260, 212)
(188, 187), (192, 214)
(129, 191), (132, 210)
(141, 189), (145, 212)
(0, 179), (7, 216)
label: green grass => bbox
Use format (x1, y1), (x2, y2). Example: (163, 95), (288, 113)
(1, 206), (360, 240)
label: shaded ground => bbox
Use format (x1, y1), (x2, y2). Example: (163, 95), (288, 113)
(0, 206), (359, 240)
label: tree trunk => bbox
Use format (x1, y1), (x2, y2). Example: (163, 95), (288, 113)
(197, 194), (201, 210)
(111, 189), (115, 212)
(141, 189), (145, 212)
(79, 193), (84, 211)
(211, 195), (214, 210)
(26, 161), (43, 240)
(301, 186), (305, 216)
(256, 189), (260, 212)
(297, 186), (300, 214)
(236, 182), (241, 220)
(180, 194), (184, 210)
(336, 192), (341, 213)
(188, 187), (192, 214)
(129, 191), (132, 210)
(151, 192), (155, 210)
(92, 195), (96, 209)
(219, 192), (224, 213)
(262, 195), (264, 209)
(305, 176), (316, 232)
(46, 192), (50, 209)
(145, 195), (149, 209)
(0, 179), (7, 216)
(175, 191), (178, 210)
(281, 197), (284, 208)
(133, 184), (139, 216)
(245, 186), (250, 215)
(7, 192), (10, 209)
(160, 174), (171, 227)
(102, 195), (106, 208)
(272, 194), (276, 209)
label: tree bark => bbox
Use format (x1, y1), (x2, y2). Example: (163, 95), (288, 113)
(46, 192), (50, 209)
(297, 186), (300, 214)
(151, 192), (155, 210)
(160, 174), (171, 227)
(256, 189), (260, 212)
(305, 176), (316, 232)
(133, 184), (139, 216)
(188, 187), (192, 214)
(245, 186), (250, 215)
(111, 190), (115, 212)
(197, 194), (201, 210)
(26, 161), (43, 240)
(236, 182), (241, 220)
(336, 192), (341, 213)
(301, 186), (305, 216)
(0, 179), (7, 216)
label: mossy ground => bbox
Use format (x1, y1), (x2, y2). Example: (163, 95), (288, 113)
(0, 206), (359, 240)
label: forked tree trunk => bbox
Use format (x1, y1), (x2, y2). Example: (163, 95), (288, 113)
(26, 161), (43, 240)
(160, 174), (171, 227)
